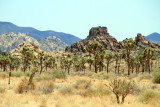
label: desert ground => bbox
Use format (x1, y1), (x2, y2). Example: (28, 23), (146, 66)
(0, 67), (160, 107)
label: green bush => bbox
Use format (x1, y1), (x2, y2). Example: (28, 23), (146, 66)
(139, 90), (158, 103)
(153, 71), (160, 83)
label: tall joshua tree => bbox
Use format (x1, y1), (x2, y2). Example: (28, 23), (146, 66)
(21, 47), (34, 72)
(105, 52), (113, 73)
(0, 52), (10, 72)
(123, 40), (136, 75)
(38, 51), (45, 74)
(143, 48), (154, 74)
(114, 53), (121, 74)
(85, 42), (105, 73)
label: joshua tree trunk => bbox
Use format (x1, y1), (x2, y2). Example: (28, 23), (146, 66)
(94, 57), (97, 73)
(28, 71), (36, 85)
(118, 64), (120, 75)
(106, 61), (110, 73)
(116, 95), (120, 104)
(67, 67), (70, 75)
(8, 72), (11, 85)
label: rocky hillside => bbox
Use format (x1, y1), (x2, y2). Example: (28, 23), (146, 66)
(66, 26), (160, 53)
(0, 32), (39, 52)
(65, 26), (124, 53)
(0, 32), (68, 52)
(127, 33), (160, 51)
(38, 36), (68, 51)
(11, 42), (43, 56)
(0, 22), (81, 45)
(145, 32), (160, 44)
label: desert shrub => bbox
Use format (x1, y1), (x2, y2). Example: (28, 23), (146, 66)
(36, 69), (66, 81)
(85, 83), (111, 97)
(91, 71), (110, 80)
(0, 73), (8, 79)
(152, 71), (160, 83)
(139, 90), (159, 103)
(12, 72), (24, 77)
(16, 77), (35, 94)
(25, 72), (31, 77)
(39, 81), (54, 94)
(139, 74), (152, 80)
(131, 83), (142, 95)
(107, 78), (135, 104)
(59, 86), (74, 95)
(0, 87), (5, 93)
(35, 75), (54, 81)
(52, 69), (66, 79)
(39, 99), (47, 107)
(74, 79), (91, 89)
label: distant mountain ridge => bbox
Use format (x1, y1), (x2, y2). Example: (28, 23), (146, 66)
(145, 32), (160, 44)
(0, 22), (81, 45)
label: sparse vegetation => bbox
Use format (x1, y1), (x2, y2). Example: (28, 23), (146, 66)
(0, 87), (5, 93)
(0, 32), (160, 107)
(39, 81), (54, 94)
(59, 86), (74, 95)
(152, 68), (160, 83)
(107, 78), (135, 104)
(16, 77), (35, 94)
(139, 90), (159, 103)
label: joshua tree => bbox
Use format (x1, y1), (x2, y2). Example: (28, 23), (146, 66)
(64, 57), (73, 75)
(123, 40), (136, 75)
(85, 42), (105, 73)
(9, 55), (21, 71)
(0, 52), (10, 72)
(130, 55), (136, 74)
(38, 51), (45, 74)
(21, 47), (34, 72)
(105, 52), (113, 73)
(44, 55), (56, 71)
(87, 57), (94, 71)
(114, 53), (121, 74)
(139, 52), (147, 74)
(134, 55), (140, 74)
(143, 48), (154, 74)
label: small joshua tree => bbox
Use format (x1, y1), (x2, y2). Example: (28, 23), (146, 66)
(107, 78), (134, 104)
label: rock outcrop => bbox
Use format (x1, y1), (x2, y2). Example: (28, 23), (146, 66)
(65, 26), (123, 53)
(135, 33), (160, 51)
(38, 36), (68, 52)
(88, 26), (109, 37)
(123, 33), (160, 51)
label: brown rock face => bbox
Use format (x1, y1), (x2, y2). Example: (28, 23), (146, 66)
(130, 33), (160, 51)
(88, 26), (109, 37)
(135, 33), (148, 45)
(65, 26), (123, 53)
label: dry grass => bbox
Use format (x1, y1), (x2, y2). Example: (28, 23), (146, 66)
(16, 77), (35, 94)
(0, 71), (160, 107)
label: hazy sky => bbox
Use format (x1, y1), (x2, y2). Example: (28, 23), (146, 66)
(0, 0), (160, 41)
